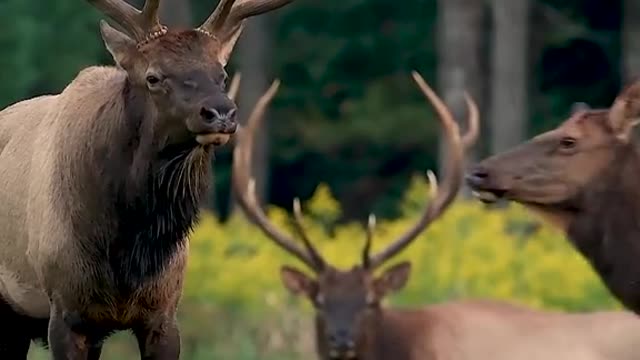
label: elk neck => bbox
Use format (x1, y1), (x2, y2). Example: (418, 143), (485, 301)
(566, 143), (640, 312)
(54, 68), (212, 294)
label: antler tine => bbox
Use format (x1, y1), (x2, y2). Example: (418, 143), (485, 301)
(231, 80), (323, 272)
(139, 0), (164, 36)
(367, 71), (468, 269)
(198, 0), (239, 34)
(362, 214), (376, 269)
(87, 0), (164, 41)
(227, 72), (242, 101)
(200, 0), (296, 39)
(292, 198), (326, 270)
(461, 92), (480, 149)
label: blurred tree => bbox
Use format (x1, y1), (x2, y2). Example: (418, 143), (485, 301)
(436, 0), (486, 196)
(0, 1), (102, 107)
(489, 0), (530, 153)
(159, 0), (193, 27)
(228, 15), (274, 215)
(623, 0), (640, 81)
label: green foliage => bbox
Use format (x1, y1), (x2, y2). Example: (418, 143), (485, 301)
(29, 178), (619, 360)
(0, 1), (103, 107)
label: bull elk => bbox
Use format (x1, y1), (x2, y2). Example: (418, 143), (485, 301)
(466, 80), (640, 314)
(231, 73), (640, 360)
(0, 0), (299, 358)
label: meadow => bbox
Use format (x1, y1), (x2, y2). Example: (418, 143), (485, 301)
(28, 176), (619, 359)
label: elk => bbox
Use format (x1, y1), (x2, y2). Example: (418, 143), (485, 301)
(0, 0), (299, 358)
(466, 80), (640, 314)
(231, 73), (640, 360)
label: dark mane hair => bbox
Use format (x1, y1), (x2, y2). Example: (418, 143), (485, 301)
(54, 72), (211, 294)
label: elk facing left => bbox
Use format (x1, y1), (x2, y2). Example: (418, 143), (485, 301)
(0, 0), (298, 359)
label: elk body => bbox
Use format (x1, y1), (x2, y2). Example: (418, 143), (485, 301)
(466, 80), (640, 314)
(0, 0), (298, 358)
(231, 73), (640, 360)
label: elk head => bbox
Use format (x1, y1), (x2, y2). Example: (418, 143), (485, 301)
(87, 0), (295, 147)
(466, 80), (640, 229)
(231, 72), (479, 359)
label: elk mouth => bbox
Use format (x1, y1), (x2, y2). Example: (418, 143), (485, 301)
(195, 133), (232, 146)
(328, 349), (358, 360)
(471, 189), (507, 204)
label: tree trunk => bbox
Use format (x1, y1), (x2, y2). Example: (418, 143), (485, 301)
(623, 0), (640, 81)
(436, 0), (486, 196)
(158, 0), (192, 26)
(228, 15), (273, 214)
(489, 0), (529, 153)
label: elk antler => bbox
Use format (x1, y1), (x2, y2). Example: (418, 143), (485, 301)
(227, 72), (242, 101)
(462, 93), (480, 150)
(198, 0), (296, 41)
(362, 71), (479, 269)
(231, 79), (326, 272)
(87, 0), (165, 42)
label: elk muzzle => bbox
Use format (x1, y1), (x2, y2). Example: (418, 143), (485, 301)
(327, 330), (357, 359)
(190, 98), (238, 146)
(465, 164), (509, 203)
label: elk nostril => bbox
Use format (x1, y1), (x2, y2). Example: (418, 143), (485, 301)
(472, 168), (489, 179)
(465, 167), (491, 187)
(224, 122), (238, 134)
(200, 107), (218, 122)
(227, 108), (237, 120)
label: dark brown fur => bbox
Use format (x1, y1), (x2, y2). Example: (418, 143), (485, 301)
(467, 80), (640, 313)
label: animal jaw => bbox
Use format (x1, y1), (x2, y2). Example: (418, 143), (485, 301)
(196, 133), (231, 146)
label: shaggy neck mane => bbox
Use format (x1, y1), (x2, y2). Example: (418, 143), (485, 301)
(567, 143), (640, 312)
(56, 68), (212, 294)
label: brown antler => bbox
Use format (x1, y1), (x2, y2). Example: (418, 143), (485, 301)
(462, 93), (480, 149)
(227, 72), (242, 101)
(363, 71), (478, 269)
(198, 0), (296, 40)
(231, 79), (326, 272)
(87, 0), (165, 41)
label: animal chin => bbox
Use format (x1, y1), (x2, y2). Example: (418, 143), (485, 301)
(471, 189), (507, 204)
(328, 349), (358, 360)
(195, 133), (231, 147)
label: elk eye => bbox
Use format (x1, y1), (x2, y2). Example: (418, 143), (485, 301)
(560, 137), (577, 149)
(146, 75), (162, 86)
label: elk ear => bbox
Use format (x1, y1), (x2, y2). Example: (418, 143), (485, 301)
(280, 265), (317, 298)
(374, 262), (411, 296)
(217, 23), (245, 67)
(608, 81), (640, 142)
(99, 20), (137, 70)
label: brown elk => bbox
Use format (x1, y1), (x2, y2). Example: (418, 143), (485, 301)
(466, 80), (640, 314)
(0, 0), (299, 359)
(231, 73), (640, 360)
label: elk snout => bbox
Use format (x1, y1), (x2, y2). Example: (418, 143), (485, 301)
(199, 105), (238, 134)
(465, 165), (490, 188)
(465, 164), (507, 203)
(328, 330), (356, 355)
(191, 98), (238, 146)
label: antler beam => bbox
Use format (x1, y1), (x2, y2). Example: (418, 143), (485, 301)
(364, 71), (480, 269)
(87, 0), (165, 41)
(231, 79), (327, 272)
(198, 0), (297, 40)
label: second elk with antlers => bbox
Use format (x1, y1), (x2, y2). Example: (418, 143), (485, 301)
(232, 73), (640, 360)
